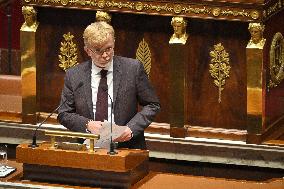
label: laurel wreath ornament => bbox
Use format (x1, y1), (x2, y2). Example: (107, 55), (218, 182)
(209, 43), (231, 103)
(58, 32), (78, 71)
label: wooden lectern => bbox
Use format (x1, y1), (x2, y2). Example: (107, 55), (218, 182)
(16, 143), (149, 188)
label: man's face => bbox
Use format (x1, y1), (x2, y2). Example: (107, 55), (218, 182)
(86, 36), (115, 68)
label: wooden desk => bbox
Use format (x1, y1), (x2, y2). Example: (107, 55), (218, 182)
(16, 143), (149, 188)
(1, 160), (97, 188)
(0, 160), (22, 182)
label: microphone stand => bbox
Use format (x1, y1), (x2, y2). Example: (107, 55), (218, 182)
(29, 82), (83, 148)
(106, 92), (117, 155)
(29, 98), (67, 148)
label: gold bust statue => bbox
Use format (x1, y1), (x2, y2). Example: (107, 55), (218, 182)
(21, 6), (38, 31)
(96, 11), (112, 23)
(247, 23), (266, 49)
(169, 17), (188, 45)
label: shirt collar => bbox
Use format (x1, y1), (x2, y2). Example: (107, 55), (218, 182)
(92, 59), (113, 75)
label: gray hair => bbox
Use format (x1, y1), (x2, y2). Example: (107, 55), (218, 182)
(83, 21), (115, 47)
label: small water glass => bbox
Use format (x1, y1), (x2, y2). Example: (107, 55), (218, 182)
(0, 144), (8, 172)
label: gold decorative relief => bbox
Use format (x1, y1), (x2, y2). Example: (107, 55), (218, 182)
(247, 22), (266, 49)
(21, 6), (39, 32)
(61, 0), (69, 6)
(250, 10), (260, 20)
(23, 0), (260, 21)
(209, 43), (231, 103)
(212, 8), (221, 17)
(58, 32), (78, 71)
(173, 4), (182, 14)
(169, 17), (188, 45)
(98, 0), (105, 8)
(268, 32), (284, 89)
(136, 38), (151, 77)
(263, 0), (282, 19)
(96, 11), (112, 23)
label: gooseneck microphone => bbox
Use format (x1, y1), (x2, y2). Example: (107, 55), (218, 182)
(101, 85), (117, 155)
(29, 82), (83, 148)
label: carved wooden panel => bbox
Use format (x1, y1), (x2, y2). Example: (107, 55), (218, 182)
(186, 19), (248, 130)
(263, 9), (284, 129)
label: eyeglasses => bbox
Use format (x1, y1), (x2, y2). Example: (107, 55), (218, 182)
(89, 46), (114, 56)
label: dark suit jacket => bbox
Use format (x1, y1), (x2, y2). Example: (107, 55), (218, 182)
(57, 56), (160, 149)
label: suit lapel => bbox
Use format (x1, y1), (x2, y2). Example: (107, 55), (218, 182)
(82, 60), (94, 119)
(113, 56), (122, 108)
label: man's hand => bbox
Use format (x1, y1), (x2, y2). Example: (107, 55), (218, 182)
(86, 121), (103, 134)
(113, 127), (133, 142)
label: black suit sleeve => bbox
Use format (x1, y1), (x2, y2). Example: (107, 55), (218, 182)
(126, 61), (160, 137)
(57, 70), (89, 133)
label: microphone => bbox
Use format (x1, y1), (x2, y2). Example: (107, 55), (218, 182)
(101, 85), (117, 155)
(29, 82), (84, 148)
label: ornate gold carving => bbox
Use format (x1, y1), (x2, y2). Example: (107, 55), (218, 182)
(263, 0), (282, 19)
(247, 22), (266, 49)
(269, 32), (284, 89)
(250, 10), (259, 20)
(219, 9), (255, 19)
(173, 4), (182, 14)
(96, 11), (112, 23)
(61, 0), (69, 6)
(22, 0), (260, 21)
(212, 8), (221, 17)
(21, 6), (39, 32)
(58, 32), (78, 71)
(136, 38), (151, 77)
(135, 2), (143, 11)
(209, 43), (231, 103)
(169, 17), (188, 45)
(98, 0), (105, 8)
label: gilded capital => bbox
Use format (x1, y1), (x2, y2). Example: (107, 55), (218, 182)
(247, 22), (266, 49)
(169, 17), (188, 45)
(96, 11), (112, 24)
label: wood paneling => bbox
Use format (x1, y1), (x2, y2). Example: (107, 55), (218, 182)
(36, 9), (251, 131)
(36, 7), (96, 112)
(113, 13), (171, 123)
(37, 10), (171, 123)
(187, 19), (249, 130)
(263, 9), (284, 130)
(0, 49), (21, 75)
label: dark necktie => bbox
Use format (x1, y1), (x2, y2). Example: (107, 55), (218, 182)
(95, 69), (108, 121)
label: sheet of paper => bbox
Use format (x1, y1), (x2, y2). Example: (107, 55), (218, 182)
(84, 121), (126, 149)
(0, 166), (16, 178)
(95, 121), (126, 149)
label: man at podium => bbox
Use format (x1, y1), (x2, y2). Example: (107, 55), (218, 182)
(57, 21), (160, 150)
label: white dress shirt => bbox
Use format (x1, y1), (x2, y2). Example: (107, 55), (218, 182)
(91, 60), (114, 121)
